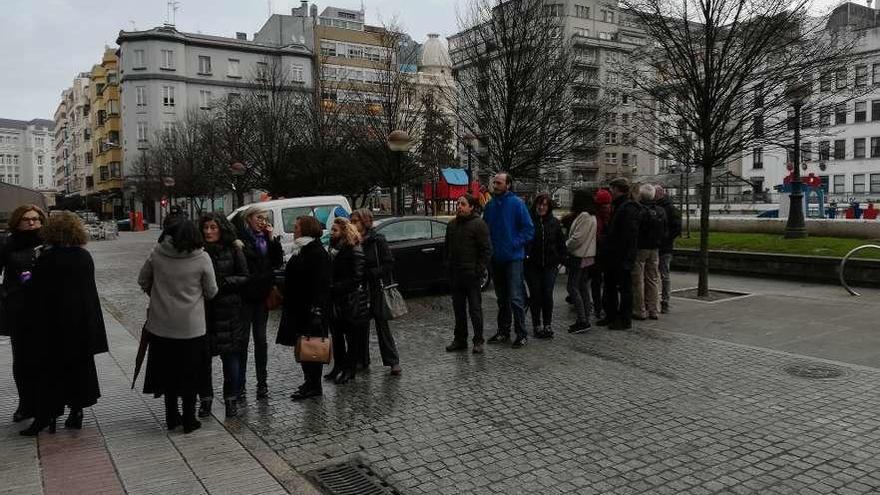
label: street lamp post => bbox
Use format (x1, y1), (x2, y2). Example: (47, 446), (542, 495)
(463, 133), (479, 194)
(387, 130), (413, 215)
(784, 82), (810, 239)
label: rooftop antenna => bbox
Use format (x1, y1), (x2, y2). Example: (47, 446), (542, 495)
(361, 0), (365, 14)
(164, 0), (180, 27)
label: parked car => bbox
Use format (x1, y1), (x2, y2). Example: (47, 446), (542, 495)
(227, 195), (352, 259)
(116, 218), (149, 231)
(374, 216), (491, 293)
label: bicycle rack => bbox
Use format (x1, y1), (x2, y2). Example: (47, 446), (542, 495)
(840, 244), (880, 296)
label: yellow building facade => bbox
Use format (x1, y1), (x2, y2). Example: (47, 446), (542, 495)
(89, 48), (124, 216)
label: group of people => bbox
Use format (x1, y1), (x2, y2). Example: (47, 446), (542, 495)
(1, 206), (108, 436)
(136, 205), (402, 433)
(442, 173), (682, 353)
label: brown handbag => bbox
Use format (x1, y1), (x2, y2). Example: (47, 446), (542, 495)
(295, 335), (332, 364)
(265, 286), (283, 311)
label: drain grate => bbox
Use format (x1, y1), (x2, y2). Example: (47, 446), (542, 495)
(309, 462), (401, 495)
(783, 361), (848, 380)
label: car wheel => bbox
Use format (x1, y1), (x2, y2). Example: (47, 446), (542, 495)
(480, 266), (492, 292)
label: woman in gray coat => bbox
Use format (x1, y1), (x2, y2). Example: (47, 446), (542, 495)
(139, 220), (218, 434)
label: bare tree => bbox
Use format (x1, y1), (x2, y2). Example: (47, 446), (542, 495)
(450, 0), (604, 183)
(620, 0), (863, 297)
(418, 91), (456, 213)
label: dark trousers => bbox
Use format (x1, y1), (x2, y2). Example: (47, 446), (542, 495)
(164, 393), (196, 421)
(331, 320), (366, 371)
(301, 362), (323, 391)
(491, 260), (528, 338)
(239, 300), (269, 392)
(566, 260), (591, 324)
(359, 316), (401, 367)
(451, 275), (484, 344)
(526, 264), (559, 328)
(204, 353), (244, 400)
(589, 264), (603, 317)
(603, 264), (633, 326)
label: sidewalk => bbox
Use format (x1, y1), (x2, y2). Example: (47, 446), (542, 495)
(0, 309), (317, 495)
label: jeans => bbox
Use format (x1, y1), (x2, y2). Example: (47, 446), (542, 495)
(659, 253), (673, 307)
(451, 274), (484, 344)
(565, 259), (591, 324)
(492, 260), (527, 339)
(588, 264), (603, 318)
(526, 264), (559, 328)
(239, 300), (269, 393)
(632, 249), (660, 318)
(603, 263), (633, 326)
(219, 353), (242, 400)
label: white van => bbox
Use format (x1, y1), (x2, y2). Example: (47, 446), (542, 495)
(227, 195), (352, 258)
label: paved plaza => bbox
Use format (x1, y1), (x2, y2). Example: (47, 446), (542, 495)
(2, 230), (880, 494)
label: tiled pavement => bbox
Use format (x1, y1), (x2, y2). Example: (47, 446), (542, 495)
(3, 230), (880, 494)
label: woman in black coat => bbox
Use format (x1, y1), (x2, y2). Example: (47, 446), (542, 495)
(525, 193), (567, 339)
(19, 212), (108, 436)
(277, 216), (332, 400)
(324, 217), (366, 385)
(198, 213), (249, 418)
(350, 209), (401, 376)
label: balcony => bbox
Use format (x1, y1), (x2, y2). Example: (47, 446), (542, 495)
(572, 77), (599, 88)
(573, 55), (600, 67)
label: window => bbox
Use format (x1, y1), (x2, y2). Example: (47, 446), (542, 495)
(198, 55), (212, 74)
(873, 101), (880, 121)
(872, 174), (880, 193)
(137, 122), (148, 144)
(381, 220), (432, 242)
(228, 59), (240, 77)
(820, 72), (831, 91)
(801, 111), (813, 128)
(856, 101), (867, 122)
(256, 61), (268, 81)
(162, 86), (175, 107)
(321, 41), (337, 57)
(431, 221), (447, 239)
(160, 49), (174, 69)
(136, 86), (147, 107)
(802, 142), (812, 162)
(292, 63), (304, 82)
(833, 175), (846, 194)
(35, 137), (44, 147)
(874, 64), (880, 85)
(544, 4), (563, 16)
(835, 104), (847, 125)
(575, 5), (590, 18)
(602, 9), (614, 23)
(819, 107), (831, 126)
(872, 137), (880, 157)
(133, 49), (145, 68)
(604, 152), (618, 164)
(199, 90), (212, 109)
(573, 27), (589, 37)
(36, 155), (43, 166)
(835, 67), (847, 89)
(598, 32), (613, 40)
(99, 166), (109, 181)
(856, 65), (868, 87)
(855, 138), (866, 158)
(752, 148), (763, 169)
(604, 132), (618, 145)
(109, 162), (122, 178)
(753, 115), (764, 138)
(834, 139), (845, 159)
(819, 175), (829, 192)
(347, 45), (364, 59)
(819, 141), (830, 161)
(854, 174), (866, 193)
(281, 207), (312, 233)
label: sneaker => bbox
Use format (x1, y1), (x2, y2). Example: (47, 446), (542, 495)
(472, 343), (484, 354)
(446, 341), (467, 352)
(487, 333), (510, 344)
(197, 399), (212, 418)
(568, 321), (591, 333)
(542, 326), (555, 339)
(511, 336), (528, 348)
(390, 365), (402, 376)
(595, 318), (613, 327)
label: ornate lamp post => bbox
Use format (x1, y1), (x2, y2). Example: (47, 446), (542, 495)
(387, 130), (413, 215)
(463, 133), (480, 193)
(784, 82), (810, 239)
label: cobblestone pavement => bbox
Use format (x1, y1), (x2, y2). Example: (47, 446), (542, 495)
(7, 231), (880, 495)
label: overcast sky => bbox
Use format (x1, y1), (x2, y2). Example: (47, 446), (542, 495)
(0, 0), (460, 121)
(0, 0), (846, 122)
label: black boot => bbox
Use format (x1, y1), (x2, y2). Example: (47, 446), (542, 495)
(224, 399), (238, 418)
(324, 367), (342, 381)
(64, 408), (84, 429)
(165, 395), (182, 430)
(335, 368), (356, 385)
(20, 417), (56, 436)
(182, 395), (201, 434)
(13, 406), (32, 423)
(198, 398), (212, 418)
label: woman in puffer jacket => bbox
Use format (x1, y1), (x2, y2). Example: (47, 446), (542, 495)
(198, 213), (249, 418)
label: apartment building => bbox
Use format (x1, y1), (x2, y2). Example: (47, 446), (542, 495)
(53, 73), (92, 197)
(743, 2), (880, 202)
(90, 48), (124, 219)
(0, 118), (54, 195)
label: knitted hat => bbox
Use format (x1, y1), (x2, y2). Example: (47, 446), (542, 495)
(594, 189), (612, 205)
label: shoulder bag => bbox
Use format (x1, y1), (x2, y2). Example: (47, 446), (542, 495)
(373, 245), (408, 320)
(295, 335), (332, 363)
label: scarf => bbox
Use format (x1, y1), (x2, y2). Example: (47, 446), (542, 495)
(290, 236), (315, 257)
(252, 230), (267, 256)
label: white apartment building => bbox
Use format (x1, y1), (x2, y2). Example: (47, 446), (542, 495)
(115, 24), (314, 179)
(0, 118), (54, 193)
(53, 73), (92, 197)
(743, 2), (880, 202)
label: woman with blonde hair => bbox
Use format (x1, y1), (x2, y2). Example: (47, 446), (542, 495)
(18, 211), (108, 436)
(350, 209), (401, 376)
(1, 204), (47, 425)
(325, 217), (367, 385)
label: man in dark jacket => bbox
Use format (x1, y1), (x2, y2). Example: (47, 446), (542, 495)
(445, 195), (492, 354)
(235, 205), (283, 400)
(632, 184), (666, 321)
(598, 178), (641, 330)
(655, 186), (682, 313)
(483, 173), (534, 348)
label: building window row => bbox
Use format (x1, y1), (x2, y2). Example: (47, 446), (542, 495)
(320, 41), (386, 62)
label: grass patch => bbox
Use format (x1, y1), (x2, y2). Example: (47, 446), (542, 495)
(675, 232), (880, 259)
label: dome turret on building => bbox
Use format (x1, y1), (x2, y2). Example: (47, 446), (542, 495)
(419, 33), (452, 75)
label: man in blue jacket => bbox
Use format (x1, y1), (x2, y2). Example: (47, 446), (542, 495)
(483, 172), (535, 348)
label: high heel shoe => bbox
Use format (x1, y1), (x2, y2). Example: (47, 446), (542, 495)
(65, 408), (84, 429)
(324, 367), (342, 381)
(334, 369), (356, 385)
(20, 417), (56, 437)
